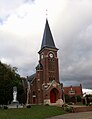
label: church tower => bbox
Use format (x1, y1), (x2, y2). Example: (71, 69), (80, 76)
(39, 19), (59, 84)
(37, 19), (62, 104)
(27, 19), (63, 105)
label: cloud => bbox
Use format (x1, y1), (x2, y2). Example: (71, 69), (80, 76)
(83, 88), (92, 95)
(0, 0), (35, 24)
(24, 0), (35, 3)
(0, 0), (92, 89)
(55, 0), (92, 89)
(0, 30), (39, 74)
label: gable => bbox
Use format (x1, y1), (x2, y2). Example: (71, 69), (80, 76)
(63, 85), (83, 96)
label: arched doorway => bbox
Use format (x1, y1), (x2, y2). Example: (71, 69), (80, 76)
(50, 88), (59, 103)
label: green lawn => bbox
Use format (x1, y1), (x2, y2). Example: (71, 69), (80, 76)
(0, 105), (67, 119)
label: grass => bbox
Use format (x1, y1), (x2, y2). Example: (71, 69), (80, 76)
(0, 105), (67, 119)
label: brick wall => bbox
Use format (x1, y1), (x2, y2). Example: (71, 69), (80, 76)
(73, 106), (92, 113)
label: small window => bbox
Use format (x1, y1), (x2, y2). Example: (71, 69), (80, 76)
(69, 90), (75, 95)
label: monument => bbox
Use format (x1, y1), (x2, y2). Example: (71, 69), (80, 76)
(11, 86), (19, 105)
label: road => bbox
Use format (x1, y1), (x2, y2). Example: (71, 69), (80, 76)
(46, 111), (92, 119)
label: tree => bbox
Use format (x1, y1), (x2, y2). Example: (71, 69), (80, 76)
(65, 94), (70, 103)
(0, 62), (26, 105)
(76, 95), (81, 102)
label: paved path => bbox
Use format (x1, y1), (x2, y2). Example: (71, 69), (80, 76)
(46, 111), (92, 119)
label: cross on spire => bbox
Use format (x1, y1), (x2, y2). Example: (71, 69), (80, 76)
(46, 9), (48, 19)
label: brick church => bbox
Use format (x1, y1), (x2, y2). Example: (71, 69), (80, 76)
(26, 19), (63, 105)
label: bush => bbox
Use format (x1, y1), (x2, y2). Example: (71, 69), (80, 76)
(0, 105), (2, 109)
(26, 104), (31, 108)
(62, 104), (73, 113)
(45, 104), (49, 106)
(86, 102), (92, 106)
(89, 102), (92, 106)
(3, 106), (8, 109)
(68, 102), (74, 105)
(65, 106), (73, 112)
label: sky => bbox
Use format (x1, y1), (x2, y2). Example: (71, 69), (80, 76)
(0, 0), (92, 90)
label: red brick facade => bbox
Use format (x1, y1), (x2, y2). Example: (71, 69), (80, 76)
(63, 84), (83, 96)
(63, 84), (83, 103)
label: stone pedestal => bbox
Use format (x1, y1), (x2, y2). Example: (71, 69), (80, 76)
(11, 100), (19, 105)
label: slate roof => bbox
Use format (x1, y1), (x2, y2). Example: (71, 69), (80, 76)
(27, 73), (36, 83)
(36, 62), (43, 70)
(41, 19), (57, 50)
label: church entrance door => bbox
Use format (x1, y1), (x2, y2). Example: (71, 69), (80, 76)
(33, 97), (36, 104)
(50, 88), (58, 103)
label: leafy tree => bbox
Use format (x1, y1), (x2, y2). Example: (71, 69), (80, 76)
(76, 95), (81, 102)
(0, 61), (26, 105)
(85, 94), (92, 104)
(65, 94), (70, 103)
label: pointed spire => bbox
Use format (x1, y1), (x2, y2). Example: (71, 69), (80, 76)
(40, 19), (57, 50)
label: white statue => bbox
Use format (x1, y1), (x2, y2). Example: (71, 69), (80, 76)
(13, 91), (17, 102)
(13, 86), (17, 102)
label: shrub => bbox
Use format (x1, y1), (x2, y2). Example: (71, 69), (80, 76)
(86, 102), (92, 106)
(62, 104), (73, 113)
(0, 105), (2, 109)
(3, 106), (8, 109)
(68, 102), (74, 105)
(45, 104), (49, 106)
(26, 104), (31, 108)
(65, 106), (73, 112)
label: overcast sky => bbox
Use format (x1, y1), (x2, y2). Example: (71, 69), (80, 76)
(0, 0), (92, 89)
